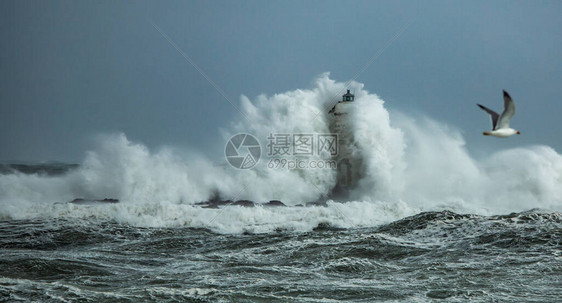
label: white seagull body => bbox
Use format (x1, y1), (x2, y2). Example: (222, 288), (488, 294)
(477, 90), (520, 137)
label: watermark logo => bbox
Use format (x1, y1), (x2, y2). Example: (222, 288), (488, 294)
(266, 133), (338, 170)
(267, 158), (337, 170)
(225, 133), (261, 169)
(225, 133), (338, 170)
(267, 133), (338, 157)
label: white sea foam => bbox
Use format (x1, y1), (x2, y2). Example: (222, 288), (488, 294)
(1, 74), (561, 232)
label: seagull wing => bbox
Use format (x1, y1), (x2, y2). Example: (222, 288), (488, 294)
(497, 90), (516, 129)
(477, 104), (500, 130)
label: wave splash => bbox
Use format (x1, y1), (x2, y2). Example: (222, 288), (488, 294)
(1, 74), (561, 231)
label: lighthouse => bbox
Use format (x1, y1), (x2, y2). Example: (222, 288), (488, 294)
(329, 89), (363, 198)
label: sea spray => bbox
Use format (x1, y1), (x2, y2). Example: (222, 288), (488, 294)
(1, 74), (561, 232)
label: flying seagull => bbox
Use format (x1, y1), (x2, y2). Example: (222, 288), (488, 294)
(477, 90), (520, 137)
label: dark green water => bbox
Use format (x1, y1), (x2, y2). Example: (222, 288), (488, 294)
(1, 210), (560, 302)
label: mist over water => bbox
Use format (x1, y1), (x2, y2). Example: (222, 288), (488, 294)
(1, 74), (561, 232)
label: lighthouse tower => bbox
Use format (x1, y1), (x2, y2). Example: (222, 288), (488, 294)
(328, 89), (363, 198)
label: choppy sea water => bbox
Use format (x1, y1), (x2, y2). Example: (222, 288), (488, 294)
(2, 75), (562, 301)
(1, 209), (560, 302)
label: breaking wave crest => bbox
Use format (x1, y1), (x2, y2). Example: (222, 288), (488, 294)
(1, 74), (561, 232)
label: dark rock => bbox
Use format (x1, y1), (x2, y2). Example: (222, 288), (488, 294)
(232, 200), (255, 207)
(197, 200), (233, 209)
(263, 200), (286, 207)
(70, 198), (119, 204)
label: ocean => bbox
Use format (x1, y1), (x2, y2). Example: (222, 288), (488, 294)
(1, 76), (561, 301)
(1, 164), (561, 302)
